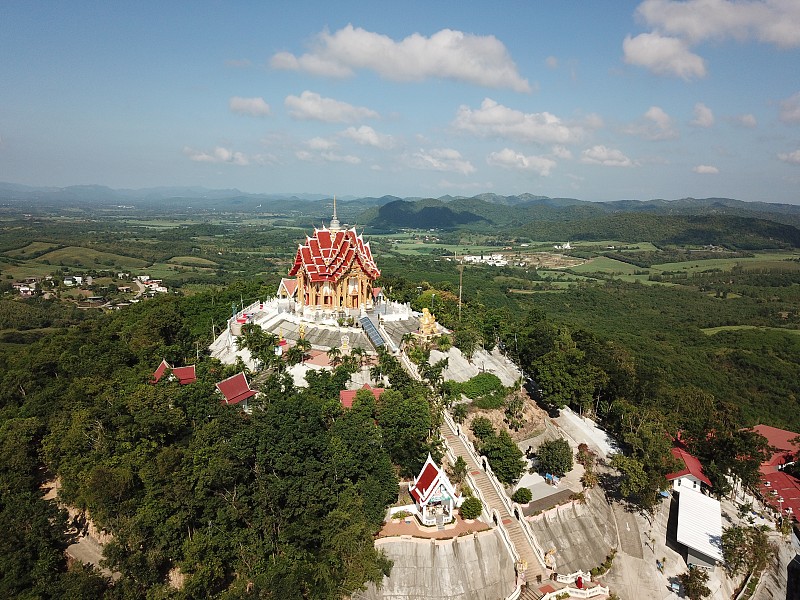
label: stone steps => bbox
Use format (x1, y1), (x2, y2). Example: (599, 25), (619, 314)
(439, 422), (546, 586)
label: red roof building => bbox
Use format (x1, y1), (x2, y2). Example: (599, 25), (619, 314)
(408, 454), (463, 527)
(666, 445), (712, 492)
(277, 277), (298, 300)
(753, 424), (800, 521)
(339, 383), (385, 409)
(288, 206), (380, 312)
(151, 360), (196, 385)
(216, 372), (257, 411)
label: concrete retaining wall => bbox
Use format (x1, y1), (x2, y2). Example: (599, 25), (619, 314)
(355, 529), (516, 600)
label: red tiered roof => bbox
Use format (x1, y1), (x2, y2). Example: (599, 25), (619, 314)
(216, 372), (257, 406)
(339, 383), (385, 409)
(288, 227), (380, 284)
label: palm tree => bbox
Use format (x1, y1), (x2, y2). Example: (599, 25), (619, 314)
(351, 346), (367, 368)
(296, 338), (312, 364)
(327, 346), (342, 367)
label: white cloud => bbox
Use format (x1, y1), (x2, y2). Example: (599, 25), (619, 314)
(271, 24), (531, 92)
(285, 91), (379, 123)
(693, 164), (719, 174)
(581, 145), (634, 167)
(624, 106), (679, 140)
(295, 150), (314, 161)
(545, 56), (559, 69)
(437, 179), (493, 191)
(307, 137), (337, 151)
(409, 148), (475, 175)
(623, 32), (706, 79)
(779, 92), (800, 124)
(340, 125), (395, 149)
(229, 96), (271, 117)
(691, 102), (715, 127)
(487, 148), (557, 176)
(320, 152), (361, 164)
(778, 149), (800, 165)
(453, 98), (583, 145)
(732, 113), (758, 127)
(183, 146), (249, 165)
(636, 0), (800, 48)
(552, 145), (573, 159)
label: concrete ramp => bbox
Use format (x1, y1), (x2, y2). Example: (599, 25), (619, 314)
(356, 530), (516, 600)
(526, 491), (618, 574)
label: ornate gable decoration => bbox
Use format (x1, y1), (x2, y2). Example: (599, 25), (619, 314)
(288, 226), (380, 284)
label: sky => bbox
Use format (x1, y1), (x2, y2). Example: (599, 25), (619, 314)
(1, 1), (800, 203)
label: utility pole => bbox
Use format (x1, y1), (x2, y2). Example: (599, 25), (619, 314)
(458, 253), (463, 321)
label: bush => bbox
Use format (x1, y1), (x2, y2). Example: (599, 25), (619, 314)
(458, 372), (504, 398)
(470, 416), (495, 442)
(537, 438), (573, 477)
(460, 496), (483, 520)
(511, 487), (532, 504)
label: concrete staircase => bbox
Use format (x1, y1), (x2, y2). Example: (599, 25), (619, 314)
(439, 421), (546, 594)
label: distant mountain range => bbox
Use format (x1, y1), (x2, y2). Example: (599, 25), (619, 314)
(2, 182), (800, 247)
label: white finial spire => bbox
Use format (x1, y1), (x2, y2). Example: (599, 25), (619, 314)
(330, 194), (341, 230)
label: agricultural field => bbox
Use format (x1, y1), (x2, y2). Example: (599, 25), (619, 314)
(167, 256), (219, 267)
(701, 325), (800, 336)
(35, 246), (150, 269)
(3, 241), (61, 257)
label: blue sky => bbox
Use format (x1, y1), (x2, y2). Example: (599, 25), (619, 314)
(1, 1), (799, 203)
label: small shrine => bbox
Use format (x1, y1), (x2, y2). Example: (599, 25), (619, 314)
(408, 454), (463, 527)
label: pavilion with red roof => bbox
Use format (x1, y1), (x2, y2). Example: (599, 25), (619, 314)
(277, 277), (298, 300)
(666, 445), (712, 493)
(408, 454), (463, 527)
(216, 372), (257, 413)
(288, 199), (380, 315)
(151, 359), (197, 385)
(752, 424), (800, 521)
(339, 383), (384, 409)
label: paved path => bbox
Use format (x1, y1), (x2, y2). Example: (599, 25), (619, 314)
(439, 419), (546, 594)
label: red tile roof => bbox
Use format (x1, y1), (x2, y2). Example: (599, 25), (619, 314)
(666, 446), (712, 488)
(216, 372), (257, 406)
(339, 383), (385, 409)
(410, 460), (440, 504)
(288, 227), (380, 284)
(171, 365), (197, 385)
(279, 277), (298, 297)
(753, 424), (800, 520)
(151, 359), (170, 383)
(151, 360), (196, 385)
(753, 424), (799, 467)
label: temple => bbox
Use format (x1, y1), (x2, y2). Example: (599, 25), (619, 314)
(286, 197), (380, 317)
(408, 454), (463, 527)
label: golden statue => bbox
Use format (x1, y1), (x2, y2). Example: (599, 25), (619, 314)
(298, 323), (306, 339)
(420, 307), (437, 336)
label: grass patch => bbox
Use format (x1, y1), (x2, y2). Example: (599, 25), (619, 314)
(701, 325), (800, 336)
(4, 241), (61, 258)
(570, 256), (641, 275)
(36, 247), (149, 269)
(167, 256), (219, 267)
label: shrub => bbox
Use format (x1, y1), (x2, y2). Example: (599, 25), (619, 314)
(511, 487), (532, 504)
(460, 497), (483, 520)
(537, 438), (573, 477)
(470, 416), (495, 442)
(459, 372), (504, 398)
